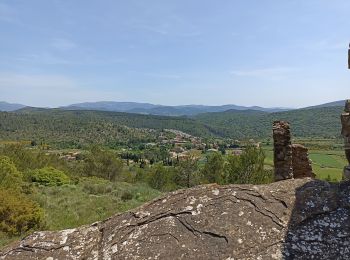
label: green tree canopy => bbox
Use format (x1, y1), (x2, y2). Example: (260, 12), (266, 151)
(0, 156), (23, 191)
(84, 146), (123, 181)
(201, 152), (225, 184)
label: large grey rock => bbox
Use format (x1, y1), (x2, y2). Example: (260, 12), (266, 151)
(1, 178), (350, 260)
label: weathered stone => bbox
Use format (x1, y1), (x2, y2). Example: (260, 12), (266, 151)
(341, 100), (350, 179)
(345, 99), (350, 113)
(2, 179), (350, 260)
(343, 166), (350, 180)
(273, 121), (293, 181)
(291, 144), (315, 179)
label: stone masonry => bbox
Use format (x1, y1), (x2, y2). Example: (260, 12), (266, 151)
(273, 121), (314, 181)
(273, 121), (293, 181)
(341, 100), (350, 179)
(292, 144), (315, 179)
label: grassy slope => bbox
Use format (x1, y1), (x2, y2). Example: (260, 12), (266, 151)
(0, 179), (161, 249)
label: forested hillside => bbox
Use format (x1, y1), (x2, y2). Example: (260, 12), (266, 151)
(0, 108), (213, 148)
(0, 106), (343, 148)
(195, 106), (343, 139)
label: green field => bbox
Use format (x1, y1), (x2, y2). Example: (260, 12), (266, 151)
(264, 147), (346, 181)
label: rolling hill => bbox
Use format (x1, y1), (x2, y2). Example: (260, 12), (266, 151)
(195, 106), (343, 140)
(0, 101), (26, 111)
(61, 101), (290, 116)
(0, 105), (344, 148)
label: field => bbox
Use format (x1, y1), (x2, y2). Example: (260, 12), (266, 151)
(263, 146), (347, 181)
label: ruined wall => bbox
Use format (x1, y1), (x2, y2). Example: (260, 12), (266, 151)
(341, 100), (350, 179)
(273, 121), (293, 181)
(273, 121), (314, 181)
(291, 144), (315, 179)
(341, 100), (350, 164)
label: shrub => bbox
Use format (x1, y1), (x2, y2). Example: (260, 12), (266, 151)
(0, 156), (23, 191)
(81, 177), (112, 194)
(83, 146), (123, 181)
(201, 152), (225, 184)
(121, 191), (133, 201)
(0, 189), (44, 236)
(29, 167), (70, 186)
(225, 145), (273, 184)
(147, 164), (178, 191)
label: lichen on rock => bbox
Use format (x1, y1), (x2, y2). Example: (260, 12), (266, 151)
(1, 178), (350, 259)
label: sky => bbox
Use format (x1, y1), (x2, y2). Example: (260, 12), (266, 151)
(0, 0), (350, 108)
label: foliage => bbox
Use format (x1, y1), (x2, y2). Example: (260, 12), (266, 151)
(30, 179), (161, 231)
(176, 155), (200, 188)
(147, 164), (177, 191)
(225, 146), (273, 184)
(201, 152), (225, 184)
(0, 156), (23, 191)
(0, 109), (213, 149)
(29, 167), (70, 186)
(83, 146), (123, 181)
(196, 106), (343, 140)
(0, 144), (70, 173)
(0, 189), (44, 236)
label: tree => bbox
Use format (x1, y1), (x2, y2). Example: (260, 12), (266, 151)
(84, 146), (123, 181)
(225, 145), (272, 184)
(176, 154), (199, 188)
(0, 156), (23, 191)
(0, 189), (44, 236)
(201, 152), (224, 184)
(147, 163), (176, 191)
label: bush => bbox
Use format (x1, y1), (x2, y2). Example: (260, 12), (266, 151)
(147, 164), (178, 191)
(201, 152), (225, 184)
(0, 189), (44, 236)
(225, 145), (273, 184)
(0, 156), (23, 191)
(83, 146), (123, 181)
(29, 167), (70, 186)
(81, 177), (112, 194)
(121, 191), (133, 201)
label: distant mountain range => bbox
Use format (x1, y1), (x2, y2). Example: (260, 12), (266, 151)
(305, 100), (346, 109)
(0, 101), (26, 112)
(1, 100), (347, 116)
(61, 101), (291, 116)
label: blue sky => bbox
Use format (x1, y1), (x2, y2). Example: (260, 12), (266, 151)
(0, 0), (349, 108)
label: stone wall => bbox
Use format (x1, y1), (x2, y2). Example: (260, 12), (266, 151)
(292, 144), (315, 179)
(341, 100), (350, 164)
(273, 121), (314, 181)
(273, 121), (293, 181)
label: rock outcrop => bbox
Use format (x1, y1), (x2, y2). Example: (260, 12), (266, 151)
(2, 178), (350, 260)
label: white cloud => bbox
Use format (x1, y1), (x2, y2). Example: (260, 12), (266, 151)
(0, 73), (76, 90)
(51, 38), (77, 51)
(144, 72), (182, 79)
(0, 72), (124, 107)
(304, 39), (348, 51)
(230, 67), (297, 80)
(15, 53), (73, 65)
